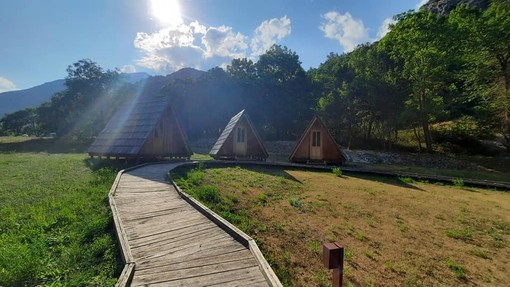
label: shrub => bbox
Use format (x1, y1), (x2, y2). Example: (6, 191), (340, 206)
(332, 167), (342, 177)
(453, 178), (464, 187)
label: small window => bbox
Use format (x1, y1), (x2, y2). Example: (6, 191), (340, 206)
(312, 131), (321, 147)
(237, 127), (245, 143)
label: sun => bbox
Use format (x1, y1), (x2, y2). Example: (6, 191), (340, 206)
(150, 0), (183, 26)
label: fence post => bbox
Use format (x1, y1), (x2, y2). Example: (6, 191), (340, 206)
(323, 242), (344, 287)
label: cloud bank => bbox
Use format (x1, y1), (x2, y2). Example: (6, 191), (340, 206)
(251, 16), (291, 57)
(0, 76), (16, 93)
(134, 16), (291, 73)
(320, 11), (371, 52)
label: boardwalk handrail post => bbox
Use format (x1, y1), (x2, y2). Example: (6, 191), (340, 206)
(323, 242), (344, 287)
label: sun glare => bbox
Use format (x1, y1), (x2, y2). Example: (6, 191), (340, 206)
(150, 0), (183, 26)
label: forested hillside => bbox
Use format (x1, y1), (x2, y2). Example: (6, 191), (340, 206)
(1, 0), (508, 155)
(0, 79), (65, 117)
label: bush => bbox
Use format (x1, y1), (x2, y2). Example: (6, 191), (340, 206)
(332, 167), (342, 177)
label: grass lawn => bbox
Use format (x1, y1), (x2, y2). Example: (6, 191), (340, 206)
(0, 152), (122, 286)
(172, 165), (510, 287)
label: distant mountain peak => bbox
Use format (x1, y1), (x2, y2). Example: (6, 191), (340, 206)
(169, 68), (205, 80)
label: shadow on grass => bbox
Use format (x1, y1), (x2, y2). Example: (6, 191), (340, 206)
(0, 138), (91, 154)
(83, 157), (137, 172)
(346, 172), (426, 191)
(170, 162), (304, 185)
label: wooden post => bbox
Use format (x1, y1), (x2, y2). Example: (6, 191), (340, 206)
(323, 242), (344, 287)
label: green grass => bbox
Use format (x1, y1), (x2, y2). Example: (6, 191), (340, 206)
(190, 153), (213, 161)
(445, 228), (474, 242)
(0, 152), (122, 286)
(170, 166), (267, 235)
(445, 257), (467, 280)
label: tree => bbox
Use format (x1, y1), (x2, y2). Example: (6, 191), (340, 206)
(255, 45), (314, 139)
(450, 0), (510, 151)
(345, 43), (406, 147)
(227, 58), (257, 81)
(309, 53), (356, 147)
(38, 59), (121, 139)
(382, 11), (457, 152)
(0, 108), (39, 136)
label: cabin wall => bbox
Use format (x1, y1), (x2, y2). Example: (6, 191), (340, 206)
(242, 117), (267, 158)
(140, 109), (190, 156)
(216, 117), (267, 159)
(291, 120), (344, 163)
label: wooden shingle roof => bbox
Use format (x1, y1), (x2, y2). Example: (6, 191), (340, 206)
(88, 97), (189, 157)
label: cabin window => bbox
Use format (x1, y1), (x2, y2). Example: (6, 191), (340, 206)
(236, 127), (245, 143)
(312, 131), (321, 147)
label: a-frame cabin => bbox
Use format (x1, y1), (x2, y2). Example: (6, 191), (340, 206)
(289, 116), (345, 164)
(209, 110), (268, 160)
(88, 97), (192, 160)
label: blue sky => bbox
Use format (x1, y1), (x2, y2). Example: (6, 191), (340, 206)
(0, 0), (427, 92)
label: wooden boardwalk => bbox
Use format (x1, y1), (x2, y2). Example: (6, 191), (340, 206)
(111, 163), (280, 286)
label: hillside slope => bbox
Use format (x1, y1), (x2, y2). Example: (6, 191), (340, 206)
(0, 72), (151, 117)
(0, 79), (65, 117)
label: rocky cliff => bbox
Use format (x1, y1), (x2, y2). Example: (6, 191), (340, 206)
(422, 0), (490, 15)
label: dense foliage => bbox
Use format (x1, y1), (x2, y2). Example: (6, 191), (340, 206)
(1, 0), (508, 153)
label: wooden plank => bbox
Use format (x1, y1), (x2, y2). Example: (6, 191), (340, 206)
(131, 259), (259, 285)
(135, 246), (249, 271)
(129, 222), (215, 249)
(138, 266), (268, 287)
(133, 232), (234, 261)
(129, 227), (233, 257)
(135, 249), (257, 276)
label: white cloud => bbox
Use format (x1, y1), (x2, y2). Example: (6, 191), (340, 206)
(416, 0), (428, 10)
(377, 17), (396, 39)
(190, 21), (206, 35)
(134, 24), (205, 73)
(134, 25), (196, 52)
(202, 26), (248, 58)
(133, 16), (292, 73)
(320, 11), (371, 52)
(119, 65), (136, 73)
(251, 16), (292, 57)
(0, 76), (16, 93)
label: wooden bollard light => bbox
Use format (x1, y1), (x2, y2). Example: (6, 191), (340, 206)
(323, 242), (344, 287)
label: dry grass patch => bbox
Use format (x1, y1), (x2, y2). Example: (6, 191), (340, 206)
(171, 165), (510, 287)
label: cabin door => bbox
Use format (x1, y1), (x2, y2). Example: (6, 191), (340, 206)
(234, 126), (247, 156)
(310, 130), (322, 160)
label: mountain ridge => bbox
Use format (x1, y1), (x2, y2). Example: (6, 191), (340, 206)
(0, 73), (154, 117)
(422, 0), (490, 15)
